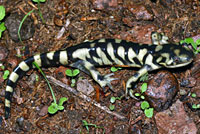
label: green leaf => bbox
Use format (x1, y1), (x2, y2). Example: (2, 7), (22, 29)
(57, 105), (64, 110)
(141, 101), (149, 110)
(0, 6), (5, 21)
(71, 83), (75, 87)
(183, 38), (194, 44)
(0, 65), (5, 70)
(111, 67), (118, 72)
(197, 104), (200, 108)
(0, 22), (6, 38)
(110, 96), (116, 103)
(134, 93), (140, 97)
(32, 0), (46, 2)
(65, 69), (73, 77)
(58, 97), (68, 106)
(82, 120), (89, 131)
(3, 70), (10, 80)
(196, 39), (200, 45)
(109, 104), (115, 111)
(141, 83), (147, 93)
(71, 79), (76, 87)
(35, 74), (39, 81)
(48, 103), (58, 114)
(140, 95), (145, 100)
(71, 79), (76, 84)
(144, 108), (154, 118)
(72, 69), (80, 76)
(191, 93), (196, 98)
(192, 104), (200, 109)
(48, 102), (58, 114)
(0, 22), (6, 31)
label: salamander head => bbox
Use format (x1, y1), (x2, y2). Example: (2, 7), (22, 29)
(156, 44), (194, 68)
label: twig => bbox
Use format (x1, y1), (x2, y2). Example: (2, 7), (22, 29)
(56, 19), (70, 39)
(46, 75), (127, 120)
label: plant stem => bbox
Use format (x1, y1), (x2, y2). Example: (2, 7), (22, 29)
(18, 9), (35, 44)
(37, 1), (45, 24)
(33, 62), (57, 104)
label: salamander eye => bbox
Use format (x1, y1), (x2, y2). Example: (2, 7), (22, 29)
(174, 56), (180, 63)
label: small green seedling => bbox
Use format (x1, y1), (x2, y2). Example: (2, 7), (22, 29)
(134, 83), (154, 118)
(191, 93), (196, 98)
(2, 70), (10, 80)
(180, 37), (200, 54)
(32, 62), (68, 115)
(48, 97), (68, 114)
(141, 101), (154, 118)
(0, 5), (6, 38)
(134, 83), (147, 100)
(32, 0), (46, 24)
(192, 104), (200, 109)
(109, 96), (123, 110)
(110, 67), (122, 72)
(65, 69), (80, 87)
(82, 120), (105, 134)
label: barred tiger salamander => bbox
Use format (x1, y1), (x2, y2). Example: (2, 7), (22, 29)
(4, 33), (194, 119)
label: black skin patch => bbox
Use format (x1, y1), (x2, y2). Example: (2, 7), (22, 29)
(5, 91), (13, 102)
(24, 56), (34, 67)
(6, 79), (17, 89)
(5, 107), (10, 119)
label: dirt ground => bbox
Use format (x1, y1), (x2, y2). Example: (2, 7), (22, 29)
(0, 0), (199, 133)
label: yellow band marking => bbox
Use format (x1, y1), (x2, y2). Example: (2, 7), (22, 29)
(34, 54), (42, 67)
(5, 99), (10, 107)
(47, 51), (55, 60)
(115, 39), (122, 43)
(72, 48), (89, 60)
(117, 46), (125, 60)
(98, 39), (106, 43)
(128, 48), (136, 63)
(19, 61), (29, 71)
(6, 86), (13, 92)
(9, 72), (19, 83)
(59, 51), (68, 65)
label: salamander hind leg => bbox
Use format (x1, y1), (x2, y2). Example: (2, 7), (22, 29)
(125, 65), (151, 99)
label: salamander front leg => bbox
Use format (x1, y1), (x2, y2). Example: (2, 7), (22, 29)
(71, 60), (117, 92)
(125, 65), (152, 98)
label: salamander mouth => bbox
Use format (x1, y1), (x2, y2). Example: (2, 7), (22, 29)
(167, 58), (193, 68)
